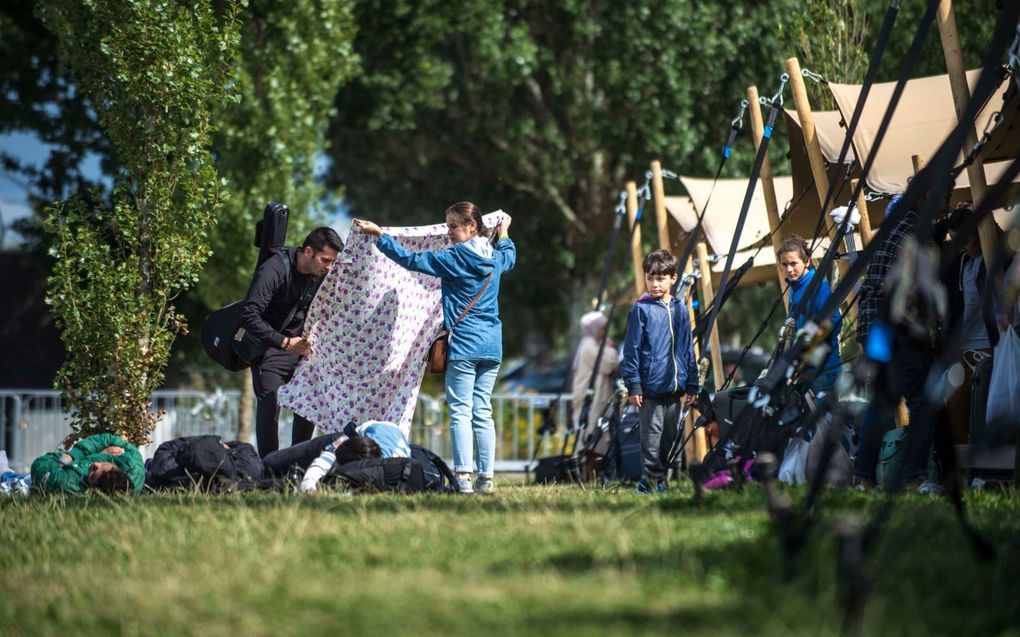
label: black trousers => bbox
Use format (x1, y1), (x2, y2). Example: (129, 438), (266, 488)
(261, 433), (341, 477)
(251, 347), (316, 457)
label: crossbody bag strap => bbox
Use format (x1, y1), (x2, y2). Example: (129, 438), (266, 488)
(449, 273), (494, 336)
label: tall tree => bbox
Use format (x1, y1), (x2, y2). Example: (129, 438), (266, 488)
(40, 0), (244, 443)
(197, 0), (359, 310)
(326, 0), (804, 356)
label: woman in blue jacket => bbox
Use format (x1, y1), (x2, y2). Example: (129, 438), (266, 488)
(354, 204), (516, 495)
(779, 235), (843, 396)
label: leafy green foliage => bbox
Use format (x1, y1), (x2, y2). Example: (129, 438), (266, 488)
(325, 0), (804, 354)
(39, 0), (245, 443)
(196, 0), (359, 309)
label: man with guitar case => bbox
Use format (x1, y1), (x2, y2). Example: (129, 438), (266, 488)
(200, 202), (342, 456)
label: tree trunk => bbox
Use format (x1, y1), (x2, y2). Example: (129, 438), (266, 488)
(238, 371), (254, 443)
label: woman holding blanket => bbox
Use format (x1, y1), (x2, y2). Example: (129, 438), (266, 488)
(354, 204), (516, 495)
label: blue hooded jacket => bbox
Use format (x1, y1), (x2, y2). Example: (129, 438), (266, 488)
(620, 295), (699, 397)
(375, 233), (516, 362)
(788, 267), (843, 378)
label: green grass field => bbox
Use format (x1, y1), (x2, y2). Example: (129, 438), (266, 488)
(2, 483), (1019, 637)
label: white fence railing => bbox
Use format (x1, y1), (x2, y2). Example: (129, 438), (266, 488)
(0, 389), (574, 473)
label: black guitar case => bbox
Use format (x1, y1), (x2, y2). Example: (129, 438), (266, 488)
(201, 202), (290, 371)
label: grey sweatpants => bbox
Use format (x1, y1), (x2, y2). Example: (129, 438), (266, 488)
(639, 394), (684, 482)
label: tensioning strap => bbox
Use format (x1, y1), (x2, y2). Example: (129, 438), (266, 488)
(696, 73), (788, 368)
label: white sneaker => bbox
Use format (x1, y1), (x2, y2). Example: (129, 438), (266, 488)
(475, 477), (495, 495)
(455, 474), (474, 495)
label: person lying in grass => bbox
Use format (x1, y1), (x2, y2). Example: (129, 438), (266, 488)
(30, 432), (145, 494)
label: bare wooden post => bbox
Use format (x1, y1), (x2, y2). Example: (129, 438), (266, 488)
(851, 179), (874, 247)
(681, 257), (702, 463)
(937, 0), (997, 271)
(238, 372), (254, 443)
(697, 241), (726, 393)
(626, 181), (644, 299)
(748, 84), (791, 312)
(651, 160), (671, 251)
(786, 56), (853, 346)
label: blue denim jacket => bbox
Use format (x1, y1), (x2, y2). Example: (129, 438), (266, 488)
(620, 295), (699, 397)
(375, 233), (516, 362)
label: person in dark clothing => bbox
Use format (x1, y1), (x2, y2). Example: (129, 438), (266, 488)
(853, 194), (944, 490)
(145, 435), (263, 490)
(240, 227), (343, 456)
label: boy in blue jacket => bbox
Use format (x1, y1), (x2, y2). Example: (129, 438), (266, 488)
(621, 249), (700, 493)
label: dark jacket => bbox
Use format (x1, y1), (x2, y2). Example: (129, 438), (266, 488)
(145, 435), (263, 490)
(240, 248), (324, 350)
(621, 295), (699, 397)
(31, 432), (145, 494)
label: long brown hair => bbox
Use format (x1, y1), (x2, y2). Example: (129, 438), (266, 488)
(445, 202), (490, 240)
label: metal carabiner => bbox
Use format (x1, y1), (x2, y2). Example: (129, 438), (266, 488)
(614, 190), (628, 215)
(801, 68), (826, 84)
(731, 99), (749, 129)
(771, 73), (790, 107)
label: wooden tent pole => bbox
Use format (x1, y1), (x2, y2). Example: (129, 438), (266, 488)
(651, 160), (671, 251)
(697, 241), (726, 393)
(747, 84), (791, 312)
(785, 58), (850, 266)
(936, 0), (997, 271)
(626, 181), (644, 299)
(786, 56), (854, 344)
(851, 179), (874, 247)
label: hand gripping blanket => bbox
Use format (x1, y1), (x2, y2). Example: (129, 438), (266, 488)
(279, 214), (500, 435)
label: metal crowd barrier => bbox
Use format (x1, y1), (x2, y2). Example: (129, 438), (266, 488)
(0, 389), (573, 473)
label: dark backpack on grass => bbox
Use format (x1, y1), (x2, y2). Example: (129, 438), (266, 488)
(410, 444), (459, 493)
(327, 457), (426, 494)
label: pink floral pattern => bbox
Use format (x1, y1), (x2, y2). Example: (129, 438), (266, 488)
(278, 216), (499, 435)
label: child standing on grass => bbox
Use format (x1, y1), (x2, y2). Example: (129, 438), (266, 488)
(620, 249), (699, 494)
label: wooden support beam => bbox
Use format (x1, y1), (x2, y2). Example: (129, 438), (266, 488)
(626, 181), (644, 299)
(851, 179), (874, 247)
(748, 84), (791, 312)
(936, 0), (998, 271)
(786, 56), (851, 353)
(697, 241), (726, 393)
(651, 160), (671, 251)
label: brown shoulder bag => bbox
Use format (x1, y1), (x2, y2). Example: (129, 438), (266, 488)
(425, 274), (493, 374)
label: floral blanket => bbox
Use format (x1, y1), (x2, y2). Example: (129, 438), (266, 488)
(278, 215), (499, 435)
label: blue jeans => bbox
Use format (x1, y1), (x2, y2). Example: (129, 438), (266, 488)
(445, 359), (500, 477)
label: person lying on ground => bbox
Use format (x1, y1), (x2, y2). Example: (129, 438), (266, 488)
(296, 420), (412, 492)
(30, 432), (144, 494)
(261, 433), (382, 478)
(145, 435), (263, 491)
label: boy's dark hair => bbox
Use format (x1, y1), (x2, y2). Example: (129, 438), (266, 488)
(303, 227), (343, 253)
(90, 466), (132, 494)
(336, 436), (382, 465)
(642, 249), (678, 277)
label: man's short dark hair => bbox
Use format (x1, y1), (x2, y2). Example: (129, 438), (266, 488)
(303, 227), (343, 253)
(90, 466), (132, 494)
(642, 249), (678, 277)
(335, 436), (382, 465)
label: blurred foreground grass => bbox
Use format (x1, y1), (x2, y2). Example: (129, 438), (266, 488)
(1, 483), (1018, 637)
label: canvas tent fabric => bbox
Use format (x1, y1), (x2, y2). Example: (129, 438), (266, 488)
(827, 69), (1019, 201)
(278, 215), (500, 435)
(664, 178), (863, 288)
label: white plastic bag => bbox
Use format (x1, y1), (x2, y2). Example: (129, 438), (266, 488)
(778, 435), (810, 485)
(985, 327), (1020, 428)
